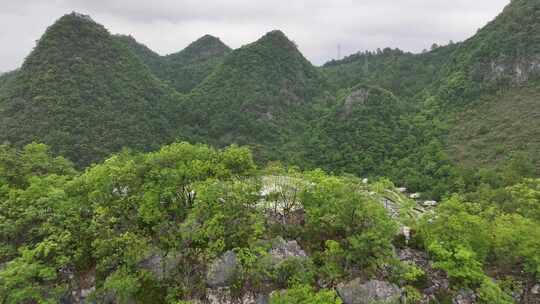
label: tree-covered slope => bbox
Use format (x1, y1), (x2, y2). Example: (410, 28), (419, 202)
(438, 0), (540, 98)
(322, 0), (540, 174)
(116, 34), (231, 93)
(181, 30), (330, 163)
(0, 12), (182, 167)
(448, 83), (540, 171)
(113, 34), (164, 73)
(435, 0), (540, 170)
(304, 85), (409, 175)
(0, 70), (18, 96)
(322, 45), (459, 99)
(159, 35), (231, 93)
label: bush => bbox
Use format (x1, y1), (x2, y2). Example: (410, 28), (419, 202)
(269, 284), (342, 304)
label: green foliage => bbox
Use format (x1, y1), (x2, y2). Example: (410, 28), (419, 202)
(0, 13), (182, 167)
(1, 2), (540, 302)
(102, 267), (141, 303)
(403, 285), (423, 304)
(0, 142), (263, 302)
(319, 240), (346, 284)
(491, 214), (540, 278)
(300, 170), (397, 274)
(507, 178), (540, 221)
(448, 85), (540, 171)
(0, 248), (66, 304)
(304, 85), (408, 177)
(116, 34), (231, 93)
(476, 278), (513, 304)
(0, 70), (18, 94)
(180, 30), (330, 164)
(419, 197), (489, 286)
(269, 284), (342, 304)
(400, 262), (426, 287)
(323, 45), (457, 99)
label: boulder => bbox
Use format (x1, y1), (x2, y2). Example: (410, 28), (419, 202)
(452, 290), (476, 304)
(207, 288), (268, 304)
(269, 237), (307, 265)
(336, 279), (401, 304)
(64, 268), (96, 304)
(138, 251), (180, 280)
(398, 248), (449, 296)
(206, 250), (238, 288)
(532, 284), (540, 295)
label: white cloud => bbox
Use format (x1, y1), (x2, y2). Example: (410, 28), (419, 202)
(0, 0), (510, 71)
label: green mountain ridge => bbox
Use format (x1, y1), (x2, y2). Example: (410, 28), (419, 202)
(180, 30), (330, 163)
(2, 2), (540, 303)
(319, 0), (540, 175)
(1, 0), (540, 186)
(0, 12), (181, 166)
(0, 70), (18, 95)
(116, 33), (231, 93)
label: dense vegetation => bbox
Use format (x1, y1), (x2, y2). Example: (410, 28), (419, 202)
(3, 0), (540, 191)
(322, 45), (458, 99)
(0, 70), (18, 94)
(179, 30), (330, 164)
(0, 143), (538, 303)
(1, 1), (540, 302)
(116, 34), (231, 93)
(0, 13), (182, 167)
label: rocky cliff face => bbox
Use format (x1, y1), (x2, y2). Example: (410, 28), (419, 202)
(484, 56), (540, 85)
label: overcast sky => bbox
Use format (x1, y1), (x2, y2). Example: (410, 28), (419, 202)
(0, 0), (510, 72)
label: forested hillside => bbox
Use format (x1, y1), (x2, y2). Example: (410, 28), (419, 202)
(0, 13), (182, 167)
(179, 30), (330, 163)
(116, 34), (231, 93)
(0, 143), (538, 303)
(0, 70), (18, 95)
(1, 0), (540, 303)
(320, 0), (540, 178)
(322, 45), (459, 99)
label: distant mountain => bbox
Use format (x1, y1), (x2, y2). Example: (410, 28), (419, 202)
(304, 84), (409, 174)
(0, 70), (18, 95)
(441, 0), (540, 170)
(439, 0), (540, 96)
(2, 0), (540, 183)
(321, 0), (540, 174)
(181, 30), (330, 162)
(113, 34), (163, 73)
(322, 45), (458, 100)
(116, 34), (231, 93)
(0, 12), (181, 166)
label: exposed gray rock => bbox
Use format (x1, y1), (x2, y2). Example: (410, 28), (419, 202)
(336, 279), (401, 304)
(398, 248), (449, 297)
(269, 237), (307, 264)
(343, 88), (369, 115)
(207, 250), (238, 288)
(531, 284), (540, 295)
(138, 251), (180, 280)
(452, 290), (476, 304)
(207, 288), (268, 304)
(487, 56), (540, 85)
(64, 268), (96, 304)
